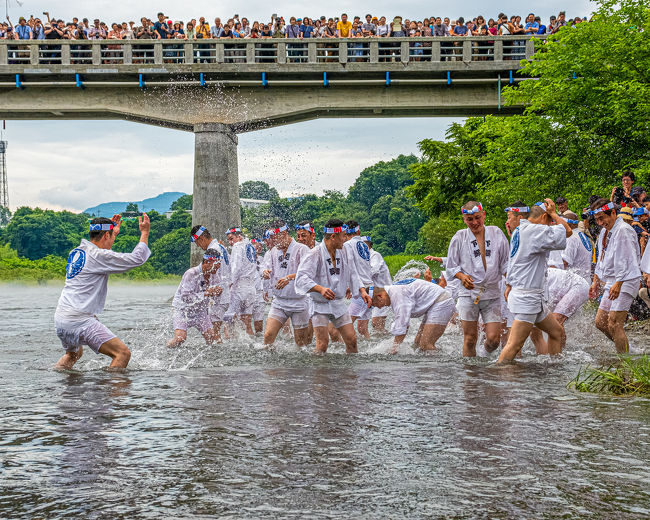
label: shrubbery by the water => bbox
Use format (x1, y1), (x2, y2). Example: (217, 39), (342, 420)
(569, 356), (650, 397)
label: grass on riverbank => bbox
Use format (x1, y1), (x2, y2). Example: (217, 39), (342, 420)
(568, 355), (650, 397)
(383, 255), (443, 277)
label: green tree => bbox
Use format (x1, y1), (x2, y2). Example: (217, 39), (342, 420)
(125, 202), (139, 213)
(239, 180), (279, 200)
(0, 206), (10, 227)
(170, 194), (193, 211)
(348, 154), (418, 209)
(151, 227), (191, 275)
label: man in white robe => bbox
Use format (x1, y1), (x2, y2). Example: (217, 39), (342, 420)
(226, 227), (259, 335)
(446, 201), (509, 357)
(295, 219), (371, 353)
(498, 199), (572, 362)
(55, 215), (151, 369)
(589, 199), (642, 353)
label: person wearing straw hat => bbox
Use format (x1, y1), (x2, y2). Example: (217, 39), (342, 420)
(54, 214), (150, 370)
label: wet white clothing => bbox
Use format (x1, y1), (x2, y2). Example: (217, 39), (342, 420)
(268, 239), (311, 312)
(594, 217), (641, 294)
(562, 230), (593, 281)
(343, 235), (373, 287)
(446, 226), (509, 301)
(548, 249), (565, 270)
(546, 268), (589, 318)
(506, 220), (567, 314)
(370, 249), (392, 287)
(208, 239), (231, 301)
(55, 240), (150, 323)
(230, 238), (259, 304)
(642, 242), (650, 274)
(172, 265), (211, 313)
(295, 241), (362, 318)
(384, 278), (453, 336)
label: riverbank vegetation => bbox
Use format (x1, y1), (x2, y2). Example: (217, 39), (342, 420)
(569, 356), (650, 397)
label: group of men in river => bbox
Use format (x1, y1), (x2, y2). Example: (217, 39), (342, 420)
(53, 195), (650, 370)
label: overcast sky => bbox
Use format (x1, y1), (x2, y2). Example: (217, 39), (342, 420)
(4, 0), (594, 212)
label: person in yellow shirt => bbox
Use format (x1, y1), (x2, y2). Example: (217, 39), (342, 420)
(195, 17), (211, 39)
(336, 13), (352, 37)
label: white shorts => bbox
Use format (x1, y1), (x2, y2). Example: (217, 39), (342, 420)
(312, 312), (352, 329)
(372, 306), (390, 318)
(348, 296), (371, 319)
(456, 296), (501, 323)
(268, 303), (311, 329)
(209, 303), (229, 322)
(551, 284), (589, 318)
(55, 318), (116, 354)
(173, 308), (213, 333)
(422, 298), (456, 325)
(513, 303), (550, 324)
(252, 297), (266, 322)
(598, 290), (635, 313)
(229, 290), (255, 316)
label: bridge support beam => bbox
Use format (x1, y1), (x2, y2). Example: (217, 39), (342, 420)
(191, 123), (240, 265)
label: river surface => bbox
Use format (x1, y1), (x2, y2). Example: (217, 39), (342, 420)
(1, 283), (649, 519)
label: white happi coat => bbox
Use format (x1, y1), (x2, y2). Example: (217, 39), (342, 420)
(229, 238), (258, 295)
(370, 248), (392, 288)
(208, 239), (231, 301)
(55, 240), (150, 325)
(445, 226), (509, 301)
(295, 240), (362, 317)
(268, 239), (311, 311)
(384, 278), (452, 336)
(562, 229), (593, 281)
(594, 217), (641, 293)
(172, 265), (211, 314)
(642, 240), (650, 274)
(506, 220), (567, 313)
(343, 235), (373, 287)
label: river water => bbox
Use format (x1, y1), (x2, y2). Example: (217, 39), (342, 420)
(1, 283), (649, 519)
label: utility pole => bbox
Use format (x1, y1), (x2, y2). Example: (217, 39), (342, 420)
(0, 139), (7, 210)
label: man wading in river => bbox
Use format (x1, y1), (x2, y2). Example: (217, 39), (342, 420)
(54, 214), (151, 370)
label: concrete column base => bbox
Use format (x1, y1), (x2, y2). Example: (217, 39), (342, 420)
(191, 123), (240, 266)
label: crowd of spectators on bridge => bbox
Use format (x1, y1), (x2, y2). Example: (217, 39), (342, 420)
(0, 10), (588, 41)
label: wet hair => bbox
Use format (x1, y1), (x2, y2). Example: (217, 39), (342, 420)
(297, 220), (314, 233)
(462, 200), (482, 211)
(203, 248), (221, 263)
(621, 170), (635, 183)
(345, 219), (359, 229)
(555, 196), (567, 205)
(590, 198), (615, 216)
(190, 224), (212, 241)
(89, 217), (114, 241)
(529, 205), (546, 219)
(324, 218), (345, 238)
(588, 194), (601, 205)
(270, 219), (286, 229)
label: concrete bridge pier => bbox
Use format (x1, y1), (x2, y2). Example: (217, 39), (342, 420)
(191, 123), (241, 265)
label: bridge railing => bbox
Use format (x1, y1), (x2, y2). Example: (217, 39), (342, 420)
(0, 36), (541, 67)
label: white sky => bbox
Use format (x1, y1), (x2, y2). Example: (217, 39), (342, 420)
(4, 0), (594, 212)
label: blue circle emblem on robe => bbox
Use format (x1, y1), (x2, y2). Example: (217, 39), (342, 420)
(66, 249), (86, 279)
(395, 278), (416, 285)
(510, 229), (520, 258)
(356, 241), (370, 261)
(246, 243), (257, 263)
(579, 232), (592, 252)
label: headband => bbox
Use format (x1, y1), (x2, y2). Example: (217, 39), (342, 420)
(226, 227), (241, 235)
(203, 253), (221, 261)
(324, 225), (346, 234)
(191, 226), (206, 242)
(367, 286), (374, 299)
(361, 235), (372, 242)
(534, 202), (547, 211)
(295, 223), (314, 233)
(89, 223), (114, 232)
(504, 206), (530, 213)
(461, 203), (483, 215)
(566, 219), (579, 225)
(266, 224), (288, 235)
(588, 203), (615, 216)
(346, 225), (360, 234)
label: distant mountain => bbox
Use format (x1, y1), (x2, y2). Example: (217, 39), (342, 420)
(83, 192), (186, 217)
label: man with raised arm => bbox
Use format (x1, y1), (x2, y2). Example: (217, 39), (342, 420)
(295, 218), (371, 353)
(446, 201), (509, 357)
(167, 249), (221, 347)
(589, 199), (642, 353)
(498, 199), (572, 362)
(226, 226), (258, 336)
(371, 278), (455, 354)
(54, 214), (150, 370)
(190, 225), (232, 339)
(262, 222), (312, 347)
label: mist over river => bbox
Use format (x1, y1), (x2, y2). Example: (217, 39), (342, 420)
(1, 283), (649, 518)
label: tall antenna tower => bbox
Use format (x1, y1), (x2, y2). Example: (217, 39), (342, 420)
(0, 140), (7, 209)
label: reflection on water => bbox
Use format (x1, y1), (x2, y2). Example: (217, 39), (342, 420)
(0, 284), (649, 518)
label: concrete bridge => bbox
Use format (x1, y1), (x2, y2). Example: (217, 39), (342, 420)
(0, 36), (540, 260)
